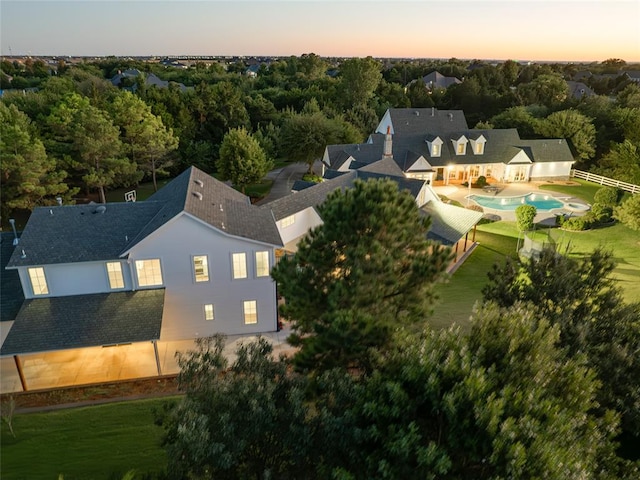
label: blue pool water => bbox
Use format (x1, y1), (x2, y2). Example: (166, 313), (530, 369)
(469, 193), (564, 211)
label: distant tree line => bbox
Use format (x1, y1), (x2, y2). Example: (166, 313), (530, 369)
(2, 55), (640, 224)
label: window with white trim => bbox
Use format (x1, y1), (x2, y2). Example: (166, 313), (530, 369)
(432, 144), (441, 156)
(281, 215), (295, 228)
(255, 251), (270, 277)
(106, 262), (125, 289)
(28, 267), (49, 295)
(135, 259), (163, 287)
(193, 255), (209, 282)
(457, 142), (466, 154)
(232, 253), (247, 279)
(243, 300), (258, 324)
(204, 304), (215, 321)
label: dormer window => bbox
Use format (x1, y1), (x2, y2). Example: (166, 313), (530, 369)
(426, 136), (443, 157)
(452, 136), (468, 155)
(469, 135), (487, 155)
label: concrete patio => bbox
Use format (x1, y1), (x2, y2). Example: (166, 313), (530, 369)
(432, 181), (589, 224)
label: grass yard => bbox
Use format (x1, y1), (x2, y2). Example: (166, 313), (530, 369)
(431, 229), (518, 331)
(539, 178), (602, 203)
(0, 397), (179, 480)
(430, 216), (640, 329)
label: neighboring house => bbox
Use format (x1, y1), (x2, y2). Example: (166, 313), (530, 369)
(623, 70), (640, 84)
(245, 64), (261, 77)
(566, 81), (595, 99)
(110, 70), (188, 92)
(418, 71), (462, 90)
(323, 108), (575, 185)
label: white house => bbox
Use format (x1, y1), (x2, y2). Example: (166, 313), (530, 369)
(1, 146), (483, 392)
(1, 167), (283, 389)
(323, 108), (575, 185)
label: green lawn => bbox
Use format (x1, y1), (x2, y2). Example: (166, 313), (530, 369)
(539, 178), (602, 203)
(431, 229), (518, 331)
(0, 397), (179, 480)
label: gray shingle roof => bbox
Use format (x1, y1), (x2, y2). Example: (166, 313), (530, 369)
(8, 201), (165, 268)
(422, 201), (483, 246)
(0, 289), (165, 356)
(380, 108), (469, 135)
(421, 71), (462, 89)
(324, 128), (541, 173)
(518, 139), (574, 163)
(9, 167), (283, 269)
(262, 169), (427, 220)
(1, 233), (24, 321)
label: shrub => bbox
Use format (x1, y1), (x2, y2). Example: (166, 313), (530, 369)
(590, 202), (613, 223)
(515, 204), (537, 232)
(563, 216), (590, 231)
(594, 186), (619, 207)
(475, 175), (487, 188)
(614, 194), (640, 231)
(555, 213), (567, 226)
(467, 204), (483, 212)
(302, 173), (322, 183)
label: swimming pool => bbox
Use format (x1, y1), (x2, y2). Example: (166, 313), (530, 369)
(468, 193), (565, 211)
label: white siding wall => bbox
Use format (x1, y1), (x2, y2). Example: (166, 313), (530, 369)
(277, 207), (322, 246)
(128, 214), (278, 340)
(530, 161), (573, 179)
(375, 110), (393, 134)
(17, 260), (132, 299)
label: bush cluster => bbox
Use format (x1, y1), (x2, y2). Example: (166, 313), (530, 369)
(562, 187), (619, 231)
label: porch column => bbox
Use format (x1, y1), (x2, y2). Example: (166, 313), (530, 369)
(454, 242), (459, 261)
(472, 224), (477, 242)
(153, 340), (162, 376)
(14, 355), (28, 392)
(463, 232), (469, 252)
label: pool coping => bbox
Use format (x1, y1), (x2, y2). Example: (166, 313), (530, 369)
(466, 191), (589, 213)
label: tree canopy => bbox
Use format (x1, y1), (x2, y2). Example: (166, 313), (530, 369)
(271, 178), (451, 372)
(482, 247), (640, 436)
(217, 127), (272, 193)
(0, 103), (72, 219)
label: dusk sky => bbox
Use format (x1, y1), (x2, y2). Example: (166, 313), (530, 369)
(1, 0), (639, 62)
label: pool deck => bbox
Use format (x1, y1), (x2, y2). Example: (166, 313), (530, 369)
(433, 182), (589, 224)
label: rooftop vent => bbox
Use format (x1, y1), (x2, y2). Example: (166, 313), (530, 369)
(415, 110), (420, 116)
(94, 205), (107, 214)
(448, 113), (454, 121)
(193, 191), (203, 200)
(9, 219), (19, 245)
(194, 179), (204, 187)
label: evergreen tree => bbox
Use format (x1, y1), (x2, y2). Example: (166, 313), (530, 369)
(271, 178), (452, 373)
(0, 103), (73, 219)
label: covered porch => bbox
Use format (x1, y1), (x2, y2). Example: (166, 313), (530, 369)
(0, 289), (166, 393)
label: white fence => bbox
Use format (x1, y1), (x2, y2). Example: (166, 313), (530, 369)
(570, 170), (640, 194)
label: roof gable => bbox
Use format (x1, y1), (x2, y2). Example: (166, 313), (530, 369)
(10, 167), (282, 267)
